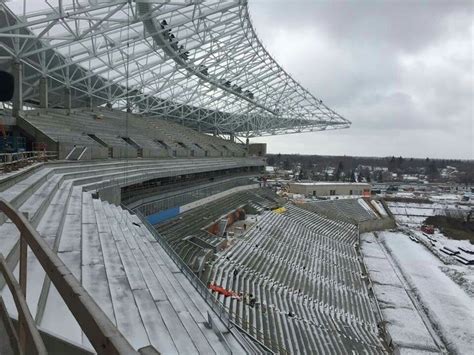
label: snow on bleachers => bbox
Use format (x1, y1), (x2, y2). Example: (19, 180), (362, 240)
(300, 198), (379, 224)
(207, 207), (385, 354)
(0, 158), (258, 353)
(155, 189), (278, 268)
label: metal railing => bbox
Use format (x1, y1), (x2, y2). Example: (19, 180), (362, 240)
(133, 176), (257, 216)
(134, 210), (275, 354)
(0, 151), (58, 174)
(0, 255), (46, 354)
(226, 309), (289, 354)
(84, 158), (263, 193)
(0, 198), (139, 355)
(135, 210), (231, 322)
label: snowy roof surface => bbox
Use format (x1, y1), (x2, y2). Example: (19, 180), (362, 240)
(290, 182), (371, 187)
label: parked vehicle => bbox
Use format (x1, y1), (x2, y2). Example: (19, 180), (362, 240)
(421, 224), (434, 234)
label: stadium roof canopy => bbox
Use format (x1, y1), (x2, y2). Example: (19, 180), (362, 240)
(0, 0), (351, 137)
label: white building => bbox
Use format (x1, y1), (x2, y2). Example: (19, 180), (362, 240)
(289, 182), (371, 197)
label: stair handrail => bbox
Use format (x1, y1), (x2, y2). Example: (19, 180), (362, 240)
(0, 254), (47, 354)
(0, 151), (58, 173)
(0, 198), (139, 355)
(133, 209), (275, 354)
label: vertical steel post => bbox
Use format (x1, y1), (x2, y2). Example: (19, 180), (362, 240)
(19, 233), (28, 352)
(39, 77), (48, 109)
(12, 61), (23, 117)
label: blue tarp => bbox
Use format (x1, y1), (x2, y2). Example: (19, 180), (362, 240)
(147, 206), (180, 225)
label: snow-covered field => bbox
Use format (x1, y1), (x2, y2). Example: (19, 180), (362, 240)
(409, 229), (474, 297)
(379, 231), (474, 355)
(387, 201), (473, 277)
(361, 233), (440, 354)
(388, 202), (470, 221)
(364, 197), (473, 352)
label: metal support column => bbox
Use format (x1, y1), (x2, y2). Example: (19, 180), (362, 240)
(64, 88), (72, 111)
(12, 61), (23, 116)
(39, 77), (48, 109)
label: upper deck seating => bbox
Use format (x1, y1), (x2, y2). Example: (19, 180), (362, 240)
(20, 108), (247, 159)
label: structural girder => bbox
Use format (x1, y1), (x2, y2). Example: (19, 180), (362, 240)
(0, 0), (351, 137)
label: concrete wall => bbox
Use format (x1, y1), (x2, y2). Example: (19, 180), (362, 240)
(358, 198), (397, 232)
(142, 148), (167, 158)
(173, 147), (189, 158)
(146, 184), (259, 225)
(180, 184), (259, 213)
(16, 117), (57, 151)
(190, 148), (207, 158)
(98, 185), (121, 205)
(58, 143), (108, 160)
(111, 146), (137, 159)
(88, 146), (109, 160)
(58, 143), (75, 160)
(290, 182), (371, 197)
(358, 217), (396, 233)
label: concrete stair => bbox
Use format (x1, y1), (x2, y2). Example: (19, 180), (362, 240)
(0, 158), (260, 354)
(22, 108), (247, 159)
(207, 207), (386, 354)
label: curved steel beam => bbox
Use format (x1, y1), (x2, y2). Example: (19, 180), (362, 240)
(0, 0), (350, 137)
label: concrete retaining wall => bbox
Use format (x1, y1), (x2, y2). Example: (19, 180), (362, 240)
(111, 146), (137, 159)
(142, 148), (168, 158)
(58, 143), (109, 160)
(358, 217), (396, 233)
(98, 185), (122, 205)
(180, 184), (259, 213)
(17, 117), (57, 152)
(146, 184), (259, 225)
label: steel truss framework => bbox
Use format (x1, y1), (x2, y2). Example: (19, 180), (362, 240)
(0, 0), (350, 137)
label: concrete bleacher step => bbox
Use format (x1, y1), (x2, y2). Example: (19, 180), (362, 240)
(23, 108), (247, 159)
(0, 222), (20, 271)
(1, 158), (250, 231)
(0, 168), (51, 226)
(104, 208), (178, 352)
(36, 185), (84, 345)
(203, 198), (386, 354)
(0, 176), (74, 301)
(105, 203), (238, 354)
(0, 161), (140, 225)
(0, 156), (265, 353)
(27, 180), (74, 323)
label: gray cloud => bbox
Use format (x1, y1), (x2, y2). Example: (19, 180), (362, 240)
(249, 0), (473, 159)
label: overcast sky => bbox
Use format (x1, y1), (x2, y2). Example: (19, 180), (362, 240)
(248, 0), (473, 160)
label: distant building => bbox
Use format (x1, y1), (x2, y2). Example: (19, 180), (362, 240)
(440, 166), (458, 179)
(265, 166), (276, 174)
(289, 182), (371, 197)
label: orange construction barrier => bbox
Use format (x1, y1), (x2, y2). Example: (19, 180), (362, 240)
(209, 283), (240, 298)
